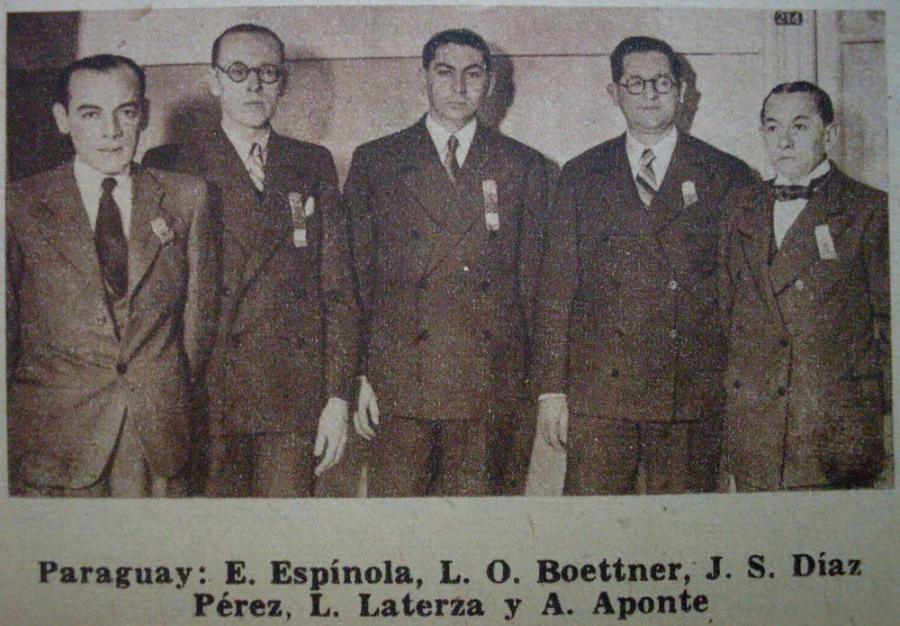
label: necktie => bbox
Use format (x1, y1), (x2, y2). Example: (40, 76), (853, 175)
(95, 177), (128, 300)
(444, 135), (461, 184)
(773, 170), (830, 202)
(635, 148), (657, 207)
(247, 142), (265, 192)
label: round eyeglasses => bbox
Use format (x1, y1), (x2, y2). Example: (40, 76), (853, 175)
(215, 62), (283, 85)
(619, 75), (677, 96)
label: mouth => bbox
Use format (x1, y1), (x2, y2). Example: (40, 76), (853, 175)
(97, 147), (124, 154)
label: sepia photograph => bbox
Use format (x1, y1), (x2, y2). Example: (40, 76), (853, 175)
(1, 1), (898, 623)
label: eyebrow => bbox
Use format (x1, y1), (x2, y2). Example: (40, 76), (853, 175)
(433, 61), (485, 72)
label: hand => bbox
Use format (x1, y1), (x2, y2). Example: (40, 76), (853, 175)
(538, 395), (568, 449)
(314, 397), (349, 476)
(353, 375), (380, 440)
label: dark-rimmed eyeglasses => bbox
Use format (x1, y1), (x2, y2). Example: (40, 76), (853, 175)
(619, 74), (677, 96)
(215, 62), (284, 85)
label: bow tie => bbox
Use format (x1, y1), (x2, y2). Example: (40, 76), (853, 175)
(773, 185), (812, 202)
(773, 171), (829, 202)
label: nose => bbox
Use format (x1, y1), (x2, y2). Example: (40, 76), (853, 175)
(245, 68), (262, 93)
(777, 129), (793, 149)
(102, 112), (122, 138)
(643, 80), (660, 101)
(453, 73), (467, 96)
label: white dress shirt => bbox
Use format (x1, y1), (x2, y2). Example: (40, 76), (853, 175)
(221, 118), (271, 172)
(73, 158), (133, 237)
(772, 159), (831, 249)
(625, 126), (679, 187)
(426, 114), (477, 168)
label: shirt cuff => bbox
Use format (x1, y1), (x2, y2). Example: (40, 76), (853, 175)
(538, 393), (567, 401)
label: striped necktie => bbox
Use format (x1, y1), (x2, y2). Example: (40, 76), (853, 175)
(247, 142), (265, 192)
(635, 148), (657, 207)
(444, 135), (461, 184)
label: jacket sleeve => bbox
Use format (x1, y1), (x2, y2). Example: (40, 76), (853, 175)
(531, 164), (579, 396)
(6, 213), (23, 379)
(319, 152), (360, 402)
(182, 178), (221, 383)
(861, 192), (891, 416)
(343, 146), (375, 377)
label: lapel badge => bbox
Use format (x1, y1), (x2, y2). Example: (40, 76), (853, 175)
(304, 195), (315, 217)
(293, 228), (308, 248)
(288, 191), (305, 228)
(682, 181), (698, 207)
(815, 224), (838, 260)
(150, 217), (175, 246)
(482, 179), (500, 231)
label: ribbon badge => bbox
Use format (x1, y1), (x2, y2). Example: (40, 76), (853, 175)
(483, 179), (500, 232)
(682, 181), (698, 207)
(150, 217), (175, 246)
(288, 191), (310, 248)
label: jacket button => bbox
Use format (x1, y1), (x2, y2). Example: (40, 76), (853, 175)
(669, 329), (678, 339)
(779, 338), (789, 348)
(777, 386), (786, 396)
(794, 279), (804, 290)
(411, 229), (420, 240)
(611, 369), (620, 377)
(668, 279), (679, 291)
(222, 285), (231, 296)
(229, 335), (241, 349)
(480, 280), (490, 292)
(733, 380), (741, 389)
(482, 329), (493, 341)
(415, 330), (429, 344)
(116, 362), (127, 375)
(416, 277), (428, 290)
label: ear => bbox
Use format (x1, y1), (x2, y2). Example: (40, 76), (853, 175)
(207, 67), (222, 98)
(823, 121), (839, 152)
(677, 80), (687, 104)
(52, 102), (70, 135)
(606, 82), (619, 107)
(485, 71), (495, 98)
(418, 65), (428, 96)
(140, 99), (150, 131)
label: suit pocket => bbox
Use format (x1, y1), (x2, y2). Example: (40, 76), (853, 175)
(815, 378), (883, 486)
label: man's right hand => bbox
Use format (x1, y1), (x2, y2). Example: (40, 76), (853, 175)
(538, 395), (568, 449)
(354, 375), (380, 440)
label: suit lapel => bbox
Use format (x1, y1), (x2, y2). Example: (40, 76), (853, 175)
(398, 118), (458, 228)
(127, 164), (166, 301)
(651, 135), (695, 234)
(34, 163), (106, 288)
(238, 132), (300, 289)
(421, 122), (494, 279)
(736, 186), (783, 325)
(768, 168), (846, 295)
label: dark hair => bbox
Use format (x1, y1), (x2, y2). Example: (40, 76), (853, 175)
(760, 81), (835, 125)
(422, 28), (492, 72)
(610, 36), (682, 84)
(212, 23), (286, 67)
(55, 54), (146, 108)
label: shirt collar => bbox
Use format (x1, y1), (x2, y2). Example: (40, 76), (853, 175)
(625, 126), (678, 179)
(221, 118), (271, 164)
(73, 156), (132, 193)
(425, 114), (478, 167)
(773, 158), (831, 187)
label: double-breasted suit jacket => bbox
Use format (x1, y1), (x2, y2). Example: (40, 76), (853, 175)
(534, 133), (754, 422)
(720, 165), (890, 490)
(6, 161), (217, 491)
(344, 117), (557, 423)
(145, 128), (358, 439)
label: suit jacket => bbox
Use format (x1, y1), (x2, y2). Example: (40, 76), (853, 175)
(344, 117), (557, 421)
(720, 165), (889, 489)
(143, 128), (357, 435)
(6, 161), (218, 489)
(533, 132), (754, 422)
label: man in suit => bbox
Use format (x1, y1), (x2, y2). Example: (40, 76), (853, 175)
(720, 82), (889, 491)
(346, 28), (556, 496)
(6, 54), (218, 497)
(533, 36), (754, 495)
(143, 24), (357, 497)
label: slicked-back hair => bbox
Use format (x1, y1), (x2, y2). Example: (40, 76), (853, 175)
(212, 23), (286, 67)
(55, 54), (146, 109)
(760, 81), (835, 126)
(610, 36), (682, 84)
(422, 28), (492, 72)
